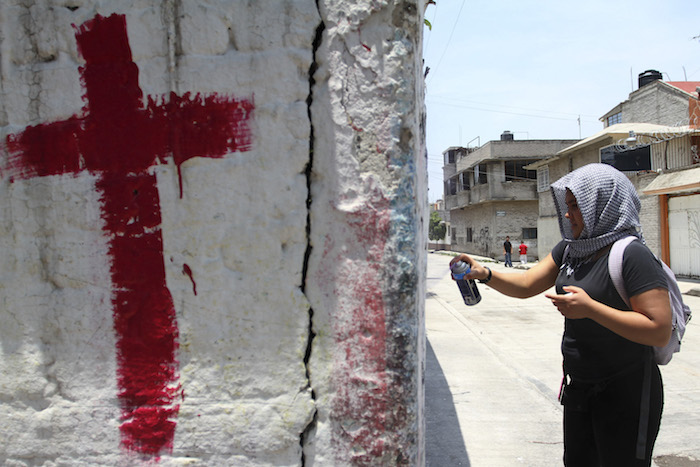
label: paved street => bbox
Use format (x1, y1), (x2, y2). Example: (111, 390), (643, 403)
(425, 251), (700, 467)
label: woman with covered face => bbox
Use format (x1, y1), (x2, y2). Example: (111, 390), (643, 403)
(450, 163), (671, 466)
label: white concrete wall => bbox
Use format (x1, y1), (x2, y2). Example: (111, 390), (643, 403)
(0, 1), (426, 465)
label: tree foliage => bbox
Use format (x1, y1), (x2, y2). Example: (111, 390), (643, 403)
(429, 210), (446, 241)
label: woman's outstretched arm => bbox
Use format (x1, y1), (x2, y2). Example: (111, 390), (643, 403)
(450, 253), (559, 299)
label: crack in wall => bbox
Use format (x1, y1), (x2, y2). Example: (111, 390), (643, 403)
(299, 7), (325, 466)
(18, 1), (44, 124)
(162, 0), (184, 95)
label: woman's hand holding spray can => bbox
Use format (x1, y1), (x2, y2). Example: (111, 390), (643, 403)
(450, 260), (481, 306)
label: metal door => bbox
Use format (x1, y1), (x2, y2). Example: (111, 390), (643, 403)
(668, 193), (700, 278)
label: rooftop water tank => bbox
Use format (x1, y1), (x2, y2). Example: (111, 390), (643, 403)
(500, 130), (514, 141)
(638, 69), (663, 88)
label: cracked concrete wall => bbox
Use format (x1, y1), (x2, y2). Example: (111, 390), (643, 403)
(0, 1), (425, 465)
(306, 2), (426, 465)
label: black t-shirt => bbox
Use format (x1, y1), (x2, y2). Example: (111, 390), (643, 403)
(504, 241), (512, 253)
(551, 239), (668, 381)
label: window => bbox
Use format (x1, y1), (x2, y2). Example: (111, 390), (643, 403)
(537, 166), (550, 192)
(474, 164), (488, 185)
(466, 227), (473, 243)
(444, 148), (467, 164)
(606, 112), (622, 127)
(522, 228), (537, 240)
(445, 178), (457, 196)
(600, 145), (651, 172)
(459, 172), (470, 191)
(504, 160), (537, 182)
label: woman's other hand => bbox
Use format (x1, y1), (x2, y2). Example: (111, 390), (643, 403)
(545, 286), (592, 319)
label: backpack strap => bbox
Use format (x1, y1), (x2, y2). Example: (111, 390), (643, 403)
(636, 348), (653, 460)
(607, 236), (653, 460)
(608, 236), (637, 307)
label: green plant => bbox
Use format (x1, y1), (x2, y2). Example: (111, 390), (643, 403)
(429, 210), (446, 241)
(424, 0), (436, 29)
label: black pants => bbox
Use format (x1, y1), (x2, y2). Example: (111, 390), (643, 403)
(561, 363), (663, 466)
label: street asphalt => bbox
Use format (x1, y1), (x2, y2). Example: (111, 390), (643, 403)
(425, 250), (700, 467)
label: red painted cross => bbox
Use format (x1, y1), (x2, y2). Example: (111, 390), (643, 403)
(4, 13), (253, 456)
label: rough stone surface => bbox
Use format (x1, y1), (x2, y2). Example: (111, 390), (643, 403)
(0, 1), (426, 465)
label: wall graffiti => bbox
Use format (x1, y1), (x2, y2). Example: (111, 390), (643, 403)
(478, 226), (491, 257)
(4, 13), (254, 457)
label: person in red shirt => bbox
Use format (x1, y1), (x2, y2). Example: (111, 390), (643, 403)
(519, 240), (528, 265)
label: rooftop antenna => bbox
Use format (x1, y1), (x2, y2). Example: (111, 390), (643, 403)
(630, 67), (634, 92)
(578, 115), (581, 139)
(683, 66), (688, 81)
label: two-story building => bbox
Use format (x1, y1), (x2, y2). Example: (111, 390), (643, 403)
(443, 132), (577, 260)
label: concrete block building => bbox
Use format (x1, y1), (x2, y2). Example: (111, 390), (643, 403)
(600, 70), (700, 128)
(531, 70), (700, 278)
(443, 133), (577, 260)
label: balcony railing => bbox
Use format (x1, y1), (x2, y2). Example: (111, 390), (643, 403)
(446, 181), (538, 209)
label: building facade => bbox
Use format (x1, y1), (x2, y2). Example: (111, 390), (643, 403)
(532, 71), (700, 277)
(601, 70), (700, 128)
(443, 134), (577, 260)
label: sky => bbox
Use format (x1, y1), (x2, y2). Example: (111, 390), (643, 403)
(422, 0), (700, 202)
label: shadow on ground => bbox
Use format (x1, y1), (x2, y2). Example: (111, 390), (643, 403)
(425, 338), (471, 466)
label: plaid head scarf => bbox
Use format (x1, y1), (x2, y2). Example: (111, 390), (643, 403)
(550, 163), (642, 263)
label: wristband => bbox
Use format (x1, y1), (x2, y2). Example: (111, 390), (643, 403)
(479, 266), (492, 284)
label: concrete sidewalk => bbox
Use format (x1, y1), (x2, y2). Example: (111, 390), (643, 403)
(425, 251), (700, 467)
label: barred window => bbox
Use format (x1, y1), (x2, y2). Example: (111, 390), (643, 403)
(522, 228), (537, 240)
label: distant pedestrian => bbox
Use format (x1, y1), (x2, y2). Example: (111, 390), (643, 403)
(450, 163), (671, 465)
(518, 241), (527, 265)
(503, 236), (513, 267)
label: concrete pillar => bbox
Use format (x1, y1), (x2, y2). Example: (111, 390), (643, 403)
(0, 1), (426, 465)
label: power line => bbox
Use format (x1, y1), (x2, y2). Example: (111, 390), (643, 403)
(427, 95), (600, 120)
(424, 0), (467, 85)
(426, 97), (601, 123)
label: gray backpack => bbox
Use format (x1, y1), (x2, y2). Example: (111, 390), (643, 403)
(609, 236), (692, 365)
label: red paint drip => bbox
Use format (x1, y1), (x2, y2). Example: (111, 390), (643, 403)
(5, 13), (253, 457)
(148, 92), (254, 198)
(331, 185), (391, 464)
(182, 264), (197, 296)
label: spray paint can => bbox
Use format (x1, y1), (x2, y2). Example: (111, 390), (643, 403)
(450, 261), (481, 306)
